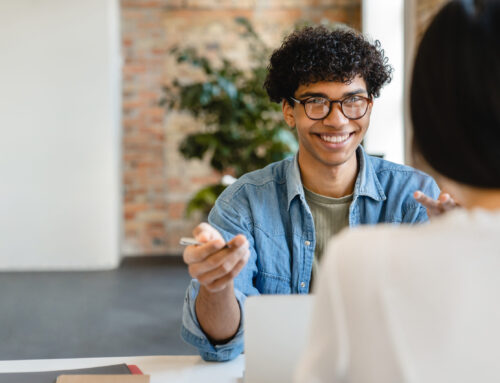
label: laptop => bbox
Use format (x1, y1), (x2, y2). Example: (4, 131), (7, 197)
(244, 294), (315, 383)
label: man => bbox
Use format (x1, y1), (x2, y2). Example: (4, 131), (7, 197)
(181, 26), (440, 362)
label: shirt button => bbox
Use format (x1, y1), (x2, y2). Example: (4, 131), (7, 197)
(300, 282), (306, 288)
(304, 240), (311, 246)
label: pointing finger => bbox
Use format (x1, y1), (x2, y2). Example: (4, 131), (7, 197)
(414, 191), (440, 209)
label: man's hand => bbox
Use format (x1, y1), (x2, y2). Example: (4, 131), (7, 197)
(414, 190), (458, 218)
(183, 223), (250, 293)
(184, 223), (250, 342)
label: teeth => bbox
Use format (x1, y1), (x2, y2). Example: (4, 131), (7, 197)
(320, 134), (350, 143)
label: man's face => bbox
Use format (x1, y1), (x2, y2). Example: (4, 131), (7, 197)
(283, 77), (372, 171)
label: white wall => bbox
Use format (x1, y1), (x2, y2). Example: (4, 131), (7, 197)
(362, 0), (405, 164)
(0, 0), (122, 270)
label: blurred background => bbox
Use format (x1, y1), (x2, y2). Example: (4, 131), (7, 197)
(0, 0), (447, 359)
(0, 0), (447, 269)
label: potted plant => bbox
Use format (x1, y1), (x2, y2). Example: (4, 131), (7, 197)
(162, 18), (298, 217)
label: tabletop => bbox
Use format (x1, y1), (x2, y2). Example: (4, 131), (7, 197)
(0, 355), (245, 383)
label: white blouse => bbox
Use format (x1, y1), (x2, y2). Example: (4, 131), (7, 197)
(295, 209), (500, 383)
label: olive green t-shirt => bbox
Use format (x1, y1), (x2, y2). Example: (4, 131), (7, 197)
(304, 187), (353, 287)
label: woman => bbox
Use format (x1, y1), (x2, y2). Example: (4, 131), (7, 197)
(295, 1), (500, 382)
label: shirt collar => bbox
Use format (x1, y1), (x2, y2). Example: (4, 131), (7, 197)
(286, 154), (305, 209)
(354, 145), (386, 202)
(285, 145), (386, 209)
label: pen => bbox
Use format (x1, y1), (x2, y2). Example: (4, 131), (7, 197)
(179, 237), (229, 248)
(179, 237), (203, 246)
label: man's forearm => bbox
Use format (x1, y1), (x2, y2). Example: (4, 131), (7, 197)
(195, 281), (241, 343)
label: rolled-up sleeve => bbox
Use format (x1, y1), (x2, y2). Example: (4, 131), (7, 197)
(180, 193), (260, 361)
(180, 279), (247, 361)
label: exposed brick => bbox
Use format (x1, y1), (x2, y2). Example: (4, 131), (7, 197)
(123, 99), (146, 110)
(416, 0), (448, 40)
(185, 0), (239, 9)
(121, 0), (169, 9)
(125, 202), (149, 214)
(168, 202), (187, 220)
(121, 0), (361, 256)
(137, 210), (168, 222)
(190, 174), (221, 186)
(167, 177), (182, 191)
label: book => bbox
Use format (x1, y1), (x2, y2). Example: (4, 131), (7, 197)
(56, 375), (149, 383)
(0, 363), (142, 383)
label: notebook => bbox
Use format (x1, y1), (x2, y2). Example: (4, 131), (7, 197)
(244, 294), (314, 383)
(0, 363), (142, 383)
(56, 376), (149, 383)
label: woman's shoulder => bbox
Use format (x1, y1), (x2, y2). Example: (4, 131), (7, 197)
(322, 208), (500, 275)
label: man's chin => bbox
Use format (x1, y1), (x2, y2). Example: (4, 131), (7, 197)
(318, 149), (359, 169)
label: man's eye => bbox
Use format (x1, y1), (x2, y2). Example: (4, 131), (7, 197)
(306, 97), (328, 105)
(345, 96), (361, 103)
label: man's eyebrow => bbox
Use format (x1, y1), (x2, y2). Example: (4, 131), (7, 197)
(297, 88), (368, 99)
(342, 89), (368, 97)
(296, 92), (328, 99)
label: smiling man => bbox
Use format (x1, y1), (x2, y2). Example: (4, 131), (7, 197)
(181, 26), (440, 362)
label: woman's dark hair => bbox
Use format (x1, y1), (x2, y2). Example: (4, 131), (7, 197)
(264, 26), (392, 102)
(411, 0), (500, 188)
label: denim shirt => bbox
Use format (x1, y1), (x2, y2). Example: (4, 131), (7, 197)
(181, 146), (440, 361)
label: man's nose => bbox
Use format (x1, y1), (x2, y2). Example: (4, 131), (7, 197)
(322, 103), (349, 127)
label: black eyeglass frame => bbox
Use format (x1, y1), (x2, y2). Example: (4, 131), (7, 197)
(288, 95), (372, 121)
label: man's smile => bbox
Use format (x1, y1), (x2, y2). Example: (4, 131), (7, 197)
(317, 132), (355, 145)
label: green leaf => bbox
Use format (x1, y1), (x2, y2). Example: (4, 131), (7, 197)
(162, 17), (299, 216)
(185, 184), (227, 217)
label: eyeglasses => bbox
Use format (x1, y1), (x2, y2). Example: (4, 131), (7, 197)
(289, 95), (372, 120)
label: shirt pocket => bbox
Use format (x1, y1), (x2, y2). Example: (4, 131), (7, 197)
(255, 271), (292, 294)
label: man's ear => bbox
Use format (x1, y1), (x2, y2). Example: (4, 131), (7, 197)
(363, 98), (374, 120)
(282, 99), (296, 128)
(367, 98), (374, 113)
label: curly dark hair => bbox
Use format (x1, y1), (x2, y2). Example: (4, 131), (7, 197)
(264, 26), (393, 102)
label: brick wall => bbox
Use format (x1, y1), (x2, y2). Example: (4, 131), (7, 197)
(121, 0), (361, 256)
(415, 0), (448, 40)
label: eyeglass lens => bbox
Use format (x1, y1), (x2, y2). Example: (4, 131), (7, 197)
(304, 97), (368, 120)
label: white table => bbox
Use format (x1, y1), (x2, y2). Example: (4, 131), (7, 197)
(0, 355), (245, 383)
